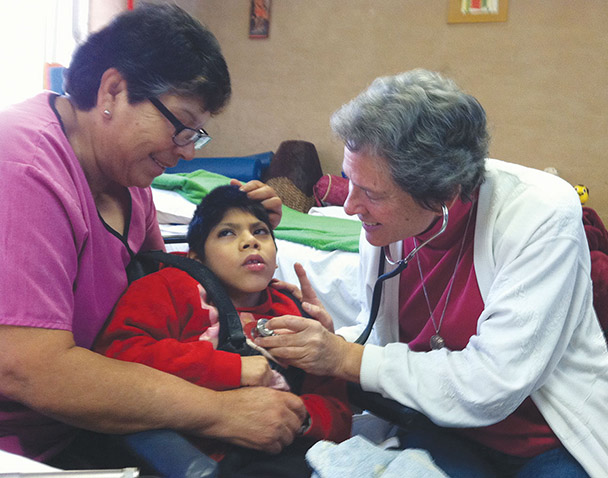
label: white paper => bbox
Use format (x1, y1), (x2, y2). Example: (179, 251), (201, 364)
(0, 450), (59, 472)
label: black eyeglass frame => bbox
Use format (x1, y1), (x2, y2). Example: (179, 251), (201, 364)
(149, 97), (211, 150)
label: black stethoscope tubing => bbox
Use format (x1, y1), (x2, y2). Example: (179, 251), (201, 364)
(354, 204), (449, 345)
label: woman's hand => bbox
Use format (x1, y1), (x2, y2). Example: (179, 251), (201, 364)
(231, 179), (282, 228)
(254, 316), (363, 381)
(240, 355), (273, 387)
(209, 387), (307, 454)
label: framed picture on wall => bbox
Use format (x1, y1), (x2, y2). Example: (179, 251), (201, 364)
(249, 0), (271, 38)
(448, 0), (508, 24)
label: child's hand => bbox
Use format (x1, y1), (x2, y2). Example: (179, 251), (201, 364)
(240, 355), (273, 387)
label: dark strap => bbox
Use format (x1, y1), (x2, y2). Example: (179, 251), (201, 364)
(347, 382), (425, 430)
(130, 251), (251, 356)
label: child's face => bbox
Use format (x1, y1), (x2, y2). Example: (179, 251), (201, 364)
(201, 208), (277, 308)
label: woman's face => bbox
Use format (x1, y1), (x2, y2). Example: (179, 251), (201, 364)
(342, 146), (439, 247)
(102, 93), (211, 189)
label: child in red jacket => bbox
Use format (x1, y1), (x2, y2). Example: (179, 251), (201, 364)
(95, 185), (351, 477)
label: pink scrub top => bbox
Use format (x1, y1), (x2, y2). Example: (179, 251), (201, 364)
(0, 93), (164, 460)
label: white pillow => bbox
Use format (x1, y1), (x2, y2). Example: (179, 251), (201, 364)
(152, 188), (196, 224)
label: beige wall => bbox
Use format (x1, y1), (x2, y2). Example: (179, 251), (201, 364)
(89, 0), (126, 32)
(138, 1), (608, 220)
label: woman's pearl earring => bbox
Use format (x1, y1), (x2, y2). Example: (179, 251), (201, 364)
(103, 109), (112, 118)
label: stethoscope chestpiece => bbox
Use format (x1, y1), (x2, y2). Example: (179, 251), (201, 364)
(255, 318), (276, 337)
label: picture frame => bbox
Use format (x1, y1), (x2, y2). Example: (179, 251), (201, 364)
(249, 0), (271, 39)
(448, 0), (508, 24)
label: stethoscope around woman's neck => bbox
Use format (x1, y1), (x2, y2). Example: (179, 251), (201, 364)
(354, 203), (449, 345)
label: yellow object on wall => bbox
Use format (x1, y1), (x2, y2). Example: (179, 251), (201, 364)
(575, 184), (589, 205)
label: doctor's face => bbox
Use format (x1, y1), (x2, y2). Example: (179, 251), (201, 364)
(342, 147), (439, 247)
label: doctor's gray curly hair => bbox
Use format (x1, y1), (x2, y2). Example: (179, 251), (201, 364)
(330, 69), (489, 210)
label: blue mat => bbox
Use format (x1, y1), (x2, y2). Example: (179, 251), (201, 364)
(166, 151), (273, 182)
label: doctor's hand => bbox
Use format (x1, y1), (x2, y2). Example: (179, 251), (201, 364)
(255, 316), (362, 381)
(294, 262), (334, 332)
(231, 178), (282, 229)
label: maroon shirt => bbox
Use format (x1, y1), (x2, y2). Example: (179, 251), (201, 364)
(399, 196), (560, 457)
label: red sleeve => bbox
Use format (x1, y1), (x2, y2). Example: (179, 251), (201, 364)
(94, 268), (242, 390)
(299, 374), (352, 443)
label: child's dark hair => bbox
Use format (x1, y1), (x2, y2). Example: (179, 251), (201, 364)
(187, 185), (275, 260)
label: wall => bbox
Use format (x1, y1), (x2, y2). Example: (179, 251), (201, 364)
(89, 0), (126, 32)
(140, 1), (608, 220)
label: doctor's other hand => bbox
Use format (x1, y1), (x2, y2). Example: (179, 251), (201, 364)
(231, 178), (282, 229)
(294, 262), (334, 332)
(270, 263), (333, 332)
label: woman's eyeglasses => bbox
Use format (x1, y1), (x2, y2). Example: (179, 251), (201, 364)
(149, 97), (211, 150)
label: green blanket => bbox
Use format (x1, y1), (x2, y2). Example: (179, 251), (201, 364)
(152, 170), (361, 253)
